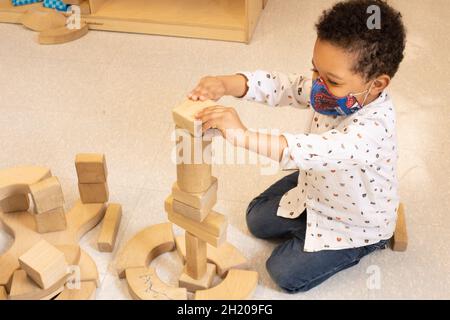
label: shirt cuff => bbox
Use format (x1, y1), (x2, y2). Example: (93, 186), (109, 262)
(279, 133), (299, 170)
(236, 71), (256, 101)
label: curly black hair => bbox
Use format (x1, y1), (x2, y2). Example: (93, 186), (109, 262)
(316, 0), (406, 80)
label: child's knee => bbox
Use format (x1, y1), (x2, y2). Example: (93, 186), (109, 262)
(266, 252), (310, 293)
(245, 199), (274, 239)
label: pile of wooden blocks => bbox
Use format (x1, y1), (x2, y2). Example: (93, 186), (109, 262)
(8, 239), (69, 300)
(30, 176), (67, 233)
(75, 153), (121, 253)
(166, 99), (228, 291)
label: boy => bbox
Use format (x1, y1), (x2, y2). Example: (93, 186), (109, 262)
(189, 0), (406, 292)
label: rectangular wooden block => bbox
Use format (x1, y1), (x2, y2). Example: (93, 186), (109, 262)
(0, 194), (30, 213)
(185, 232), (207, 280)
(173, 99), (217, 136)
(18, 240), (68, 289)
(97, 203), (122, 252)
(29, 176), (64, 214)
(172, 176), (218, 210)
(165, 196), (227, 247)
(78, 182), (109, 204)
(34, 207), (67, 233)
(392, 203), (408, 252)
(179, 263), (216, 292)
(75, 153), (108, 183)
(172, 196), (216, 223)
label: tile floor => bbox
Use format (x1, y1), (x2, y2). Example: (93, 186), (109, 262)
(0, 0), (449, 299)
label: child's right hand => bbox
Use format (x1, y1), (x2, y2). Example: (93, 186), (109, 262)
(188, 76), (226, 102)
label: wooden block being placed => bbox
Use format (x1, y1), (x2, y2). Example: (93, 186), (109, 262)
(0, 286), (6, 300)
(179, 263), (216, 292)
(194, 269), (258, 300)
(185, 232), (207, 280)
(125, 267), (187, 300)
(0, 194), (30, 213)
(34, 206), (67, 233)
(38, 22), (89, 45)
(172, 177), (218, 209)
(75, 153), (108, 183)
(29, 176), (64, 214)
(173, 99), (217, 136)
(8, 269), (67, 300)
(78, 182), (109, 204)
(392, 203), (408, 252)
(165, 196), (227, 247)
(18, 240), (68, 289)
(97, 203), (122, 252)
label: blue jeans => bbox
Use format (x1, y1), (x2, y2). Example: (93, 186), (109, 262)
(246, 171), (388, 293)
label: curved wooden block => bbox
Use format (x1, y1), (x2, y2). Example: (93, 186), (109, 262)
(20, 8), (66, 32)
(0, 194), (30, 213)
(78, 250), (99, 287)
(38, 22), (89, 45)
(0, 166), (51, 202)
(175, 235), (248, 278)
(194, 269), (258, 300)
(56, 244), (81, 266)
(125, 267), (187, 300)
(55, 281), (97, 300)
(8, 269), (67, 300)
(115, 223), (175, 279)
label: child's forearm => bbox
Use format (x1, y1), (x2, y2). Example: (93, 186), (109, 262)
(217, 74), (248, 98)
(239, 130), (288, 162)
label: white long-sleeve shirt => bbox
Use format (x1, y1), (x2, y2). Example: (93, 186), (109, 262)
(239, 70), (400, 252)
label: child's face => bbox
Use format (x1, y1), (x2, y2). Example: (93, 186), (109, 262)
(312, 38), (386, 106)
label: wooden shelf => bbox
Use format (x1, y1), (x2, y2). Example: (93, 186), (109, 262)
(0, 0), (265, 43)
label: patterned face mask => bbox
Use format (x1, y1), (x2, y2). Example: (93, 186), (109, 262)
(310, 77), (375, 116)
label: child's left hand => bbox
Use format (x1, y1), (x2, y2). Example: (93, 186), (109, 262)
(195, 106), (247, 146)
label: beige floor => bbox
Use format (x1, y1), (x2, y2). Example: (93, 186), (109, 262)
(0, 0), (449, 300)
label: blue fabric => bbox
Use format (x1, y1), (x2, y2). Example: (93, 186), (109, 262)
(310, 77), (363, 116)
(246, 171), (389, 293)
(43, 0), (69, 11)
(11, 0), (42, 6)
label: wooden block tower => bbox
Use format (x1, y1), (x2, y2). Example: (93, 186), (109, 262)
(167, 99), (228, 292)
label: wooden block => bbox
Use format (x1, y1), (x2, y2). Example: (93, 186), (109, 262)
(55, 281), (96, 300)
(78, 250), (100, 287)
(34, 207), (67, 234)
(97, 203), (122, 252)
(194, 269), (258, 300)
(185, 232), (207, 280)
(176, 130), (213, 193)
(173, 99), (217, 136)
(0, 286), (6, 300)
(38, 22), (89, 45)
(56, 245), (81, 266)
(8, 269), (67, 300)
(0, 166), (51, 201)
(125, 267), (187, 300)
(165, 196), (227, 247)
(18, 240), (68, 289)
(392, 203), (408, 252)
(20, 8), (66, 32)
(79, 1), (91, 15)
(29, 176), (64, 214)
(179, 263), (216, 292)
(75, 153), (108, 183)
(78, 182), (109, 204)
(115, 223), (175, 279)
(65, 0), (83, 4)
(0, 194), (30, 213)
(175, 235), (248, 278)
(172, 176), (218, 210)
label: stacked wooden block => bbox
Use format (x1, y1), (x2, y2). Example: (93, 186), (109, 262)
(75, 154), (109, 204)
(9, 239), (69, 300)
(166, 99), (228, 292)
(29, 176), (67, 233)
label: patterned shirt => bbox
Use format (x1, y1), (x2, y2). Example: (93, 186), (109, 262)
(239, 70), (400, 252)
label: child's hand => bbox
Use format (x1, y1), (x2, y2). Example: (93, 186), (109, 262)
(195, 106), (247, 146)
(188, 76), (227, 102)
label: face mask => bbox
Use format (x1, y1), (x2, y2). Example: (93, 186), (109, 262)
(310, 77), (375, 116)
